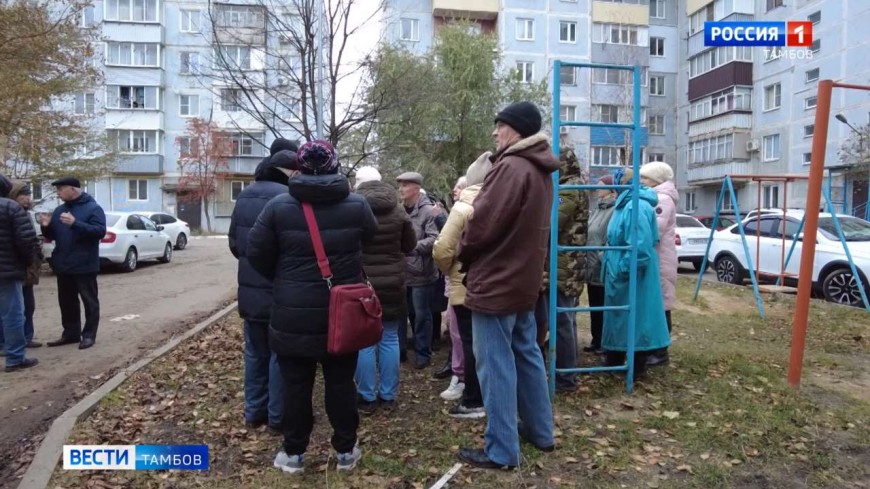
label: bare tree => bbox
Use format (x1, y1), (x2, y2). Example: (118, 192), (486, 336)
(838, 121), (870, 215)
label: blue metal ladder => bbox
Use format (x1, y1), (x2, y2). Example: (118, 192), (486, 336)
(548, 61), (643, 396)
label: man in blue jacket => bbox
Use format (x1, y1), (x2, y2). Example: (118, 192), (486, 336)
(39, 178), (106, 350)
(229, 147), (298, 432)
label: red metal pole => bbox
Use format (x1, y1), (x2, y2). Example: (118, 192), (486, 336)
(788, 80), (833, 389)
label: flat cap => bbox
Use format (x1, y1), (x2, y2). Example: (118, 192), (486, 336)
(396, 171), (423, 185)
(51, 177), (81, 188)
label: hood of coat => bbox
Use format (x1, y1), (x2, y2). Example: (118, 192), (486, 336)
(356, 180), (398, 214)
(653, 180), (679, 206)
(597, 194), (617, 210)
(8, 180), (28, 200)
(458, 184), (482, 205)
(494, 133), (560, 174)
(615, 185), (659, 210)
(0, 174), (12, 198)
(288, 174), (350, 204)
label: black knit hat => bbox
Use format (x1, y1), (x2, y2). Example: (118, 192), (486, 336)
(270, 138), (299, 156)
(494, 101), (542, 138)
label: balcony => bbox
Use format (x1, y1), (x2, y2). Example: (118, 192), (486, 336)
(686, 14), (753, 58)
(226, 156), (262, 175)
(105, 110), (163, 131)
(113, 154), (164, 175)
(103, 23), (163, 43)
(433, 0), (498, 20)
(688, 112), (752, 138)
(592, 1), (649, 26)
(687, 160), (751, 184)
(591, 127), (649, 147)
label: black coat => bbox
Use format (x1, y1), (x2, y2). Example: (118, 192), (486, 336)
(229, 179), (287, 322)
(41, 192), (106, 275)
(356, 181), (416, 321)
(247, 174), (378, 358)
(0, 176), (38, 280)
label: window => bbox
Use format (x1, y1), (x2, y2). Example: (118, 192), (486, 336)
(650, 0), (666, 19)
(106, 42), (159, 67)
(764, 83), (781, 111)
(126, 215), (146, 230)
(648, 115), (665, 135)
(810, 39), (820, 53)
(593, 104), (620, 123)
(805, 96), (817, 109)
(690, 87), (752, 121)
(112, 130), (157, 153)
(180, 52), (199, 74)
(766, 0), (783, 12)
(399, 18), (419, 41)
(80, 5), (96, 27)
(689, 4), (714, 35)
(804, 125), (814, 138)
(559, 21), (576, 43)
(592, 146), (624, 166)
(106, 85), (158, 109)
(75, 139), (99, 158)
(689, 46), (753, 77)
(221, 89), (243, 112)
(180, 9), (200, 33)
(803, 152), (812, 165)
(128, 179), (148, 201)
(30, 182), (43, 201)
(689, 134), (733, 163)
(179, 94), (199, 117)
(775, 218), (802, 240)
(592, 67), (648, 86)
(719, 189), (739, 211)
(177, 136), (193, 157)
(806, 68), (820, 83)
(74, 93), (96, 114)
(560, 66), (576, 86)
(648, 152), (665, 162)
(763, 134), (781, 161)
(231, 181), (248, 201)
(559, 105), (577, 126)
(649, 75), (665, 96)
(592, 23), (646, 46)
(650, 37), (665, 57)
(229, 133), (263, 156)
(215, 4), (262, 28)
(516, 18), (534, 41)
(218, 45), (251, 70)
(763, 185), (780, 209)
(515, 61), (534, 83)
(104, 0), (158, 22)
(808, 11), (821, 24)
(684, 192), (696, 212)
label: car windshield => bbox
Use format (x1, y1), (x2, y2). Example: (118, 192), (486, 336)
(676, 216), (705, 228)
(818, 217), (870, 241)
(105, 215), (121, 227)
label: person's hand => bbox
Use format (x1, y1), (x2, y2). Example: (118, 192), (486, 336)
(38, 213), (51, 226)
(59, 212), (76, 226)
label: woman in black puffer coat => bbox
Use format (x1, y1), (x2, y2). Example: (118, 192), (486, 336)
(248, 140), (377, 473)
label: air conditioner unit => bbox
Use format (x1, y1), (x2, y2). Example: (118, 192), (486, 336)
(276, 76), (287, 87)
(560, 126), (570, 135)
(746, 139), (760, 152)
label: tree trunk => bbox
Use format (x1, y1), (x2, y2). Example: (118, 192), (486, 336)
(202, 195), (212, 233)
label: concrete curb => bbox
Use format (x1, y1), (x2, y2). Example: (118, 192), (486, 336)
(17, 302), (239, 489)
(189, 235), (228, 240)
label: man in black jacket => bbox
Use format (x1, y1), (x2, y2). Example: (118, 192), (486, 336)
(39, 177), (106, 350)
(0, 174), (40, 372)
(229, 148), (298, 432)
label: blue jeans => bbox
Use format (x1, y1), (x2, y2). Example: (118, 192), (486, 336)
(472, 310), (554, 466)
(356, 320), (400, 401)
(410, 285), (434, 364)
(0, 280), (27, 367)
(244, 320), (284, 426)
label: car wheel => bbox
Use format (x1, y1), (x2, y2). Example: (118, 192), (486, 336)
(121, 247), (138, 273)
(175, 233), (187, 250)
(715, 255), (743, 285)
(692, 259), (710, 272)
(158, 243), (172, 264)
(822, 268), (866, 307)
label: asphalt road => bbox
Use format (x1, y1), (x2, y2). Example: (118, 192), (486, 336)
(0, 238), (237, 485)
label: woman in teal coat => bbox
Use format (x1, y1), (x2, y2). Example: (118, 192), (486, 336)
(601, 168), (670, 378)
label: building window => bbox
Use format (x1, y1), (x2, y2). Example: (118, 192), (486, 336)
(804, 124), (814, 138)
(763, 83), (781, 111)
(805, 96), (817, 109)
(766, 0), (783, 12)
(80, 5), (96, 27)
(810, 39), (820, 53)
(30, 182), (43, 201)
(690, 87), (752, 121)
(106, 42), (159, 67)
(649, 75), (665, 96)
(74, 93), (96, 114)
(689, 46), (753, 77)
(515, 61), (534, 83)
(106, 85), (158, 109)
(593, 104), (620, 123)
(689, 134), (734, 164)
(215, 4), (262, 28)
(516, 18), (534, 41)
(559, 105), (577, 127)
(560, 66), (576, 86)
(104, 0), (158, 22)
(592, 67), (648, 86)
(650, 0), (666, 19)
(763, 185), (780, 208)
(128, 179), (148, 201)
(650, 37), (665, 57)
(229, 133), (263, 156)
(718, 189), (738, 210)
(180, 52), (199, 74)
(648, 152), (665, 162)
(180, 9), (201, 33)
(177, 136), (192, 157)
(179, 94), (199, 117)
(808, 11), (821, 24)
(806, 68), (820, 83)
(221, 89), (243, 112)
(112, 130), (157, 153)
(592, 23), (645, 46)
(689, 4), (714, 35)
(592, 146), (625, 166)
(803, 152), (812, 165)
(763, 134), (781, 161)
(399, 18), (419, 41)
(230, 181), (248, 201)
(559, 21), (577, 43)
(648, 115), (665, 135)
(218, 45), (251, 70)
(684, 191), (696, 212)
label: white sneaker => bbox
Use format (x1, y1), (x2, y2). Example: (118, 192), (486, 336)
(440, 375), (465, 401)
(336, 445), (362, 471)
(273, 451), (304, 475)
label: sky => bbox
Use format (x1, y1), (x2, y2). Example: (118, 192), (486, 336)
(335, 0), (386, 108)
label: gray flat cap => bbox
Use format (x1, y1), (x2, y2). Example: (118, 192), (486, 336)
(396, 171), (423, 185)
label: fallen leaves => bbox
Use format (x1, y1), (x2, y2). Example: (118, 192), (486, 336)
(662, 411), (680, 420)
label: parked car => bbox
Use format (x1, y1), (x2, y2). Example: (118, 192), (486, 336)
(707, 211), (870, 307)
(697, 215), (739, 231)
(137, 212), (191, 250)
(675, 214), (711, 271)
(43, 212), (174, 273)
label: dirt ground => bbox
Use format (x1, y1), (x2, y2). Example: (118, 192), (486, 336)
(0, 239), (237, 488)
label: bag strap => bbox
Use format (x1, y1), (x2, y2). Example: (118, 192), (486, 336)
(301, 202), (333, 287)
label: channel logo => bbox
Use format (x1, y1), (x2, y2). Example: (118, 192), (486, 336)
(63, 445), (209, 470)
(704, 21), (813, 47)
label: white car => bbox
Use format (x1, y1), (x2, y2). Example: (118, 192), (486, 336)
(707, 211), (870, 306)
(675, 214), (711, 271)
(137, 212), (191, 250)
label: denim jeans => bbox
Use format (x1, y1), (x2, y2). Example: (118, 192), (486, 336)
(409, 285), (434, 364)
(472, 310), (554, 466)
(534, 291), (579, 390)
(243, 320), (284, 427)
(0, 280), (27, 367)
(356, 320), (400, 402)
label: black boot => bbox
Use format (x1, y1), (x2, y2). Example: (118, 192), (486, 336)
(433, 358), (452, 379)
